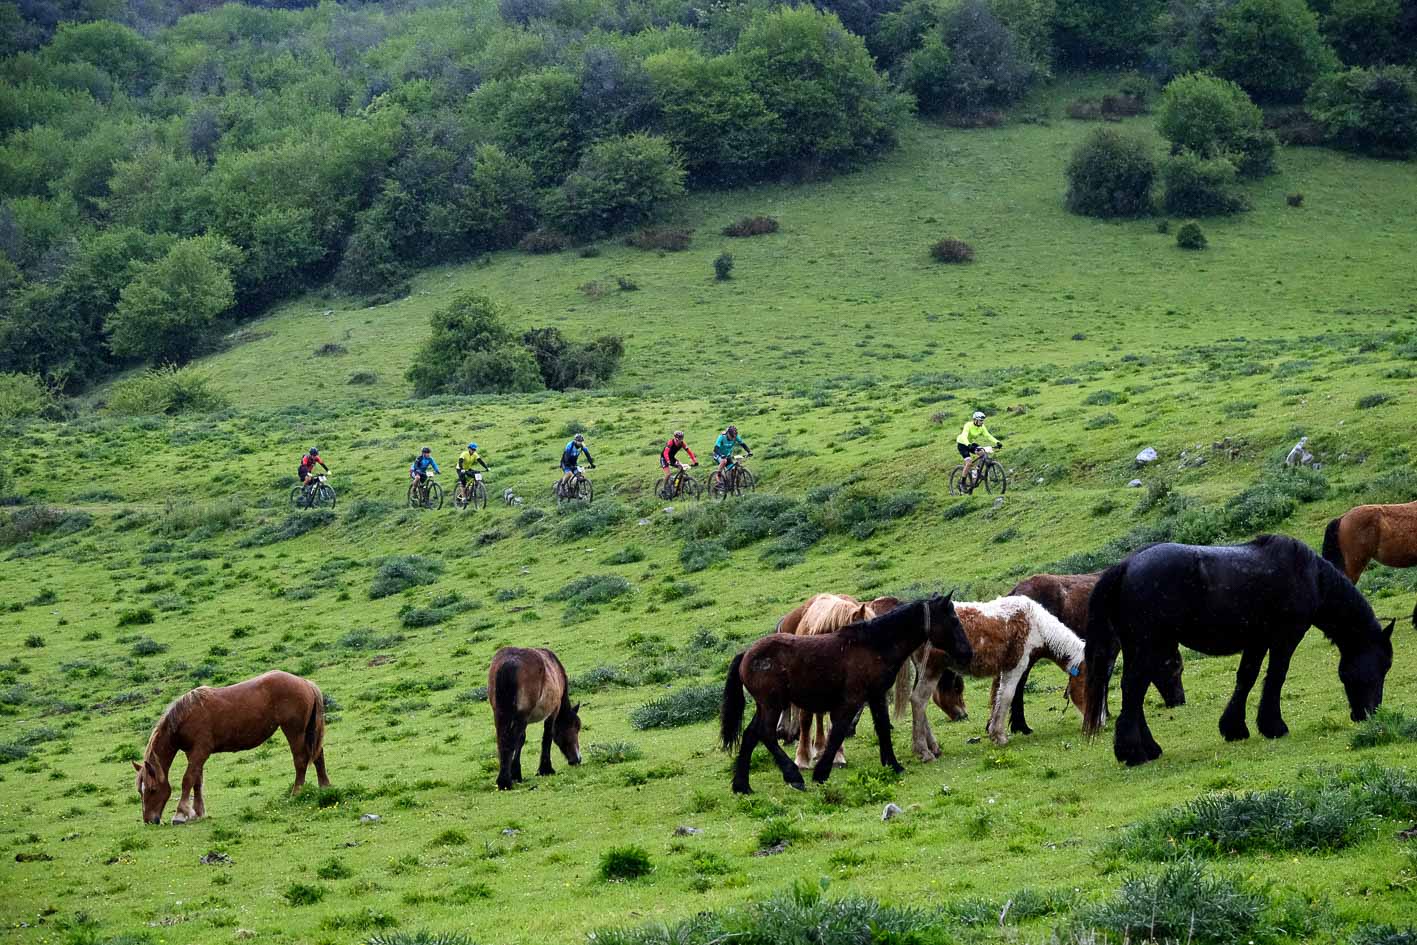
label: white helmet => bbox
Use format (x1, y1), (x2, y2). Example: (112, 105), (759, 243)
(972, 411), (986, 421)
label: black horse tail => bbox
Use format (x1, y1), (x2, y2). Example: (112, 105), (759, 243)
(305, 683), (325, 758)
(1321, 516), (1345, 574)
(1082, 562), (1126, 737)
(720, 652), (747, 751)
(493, 658), (521, 724)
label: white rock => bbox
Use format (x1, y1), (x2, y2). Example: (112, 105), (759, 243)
(637, 518), (651, 526)
(1136, 447), (1158, 464)
(1127, 479), (1143, 488)
(882, 803), (903, 821)
(992, 497), (1005, 510)
(360, 813), (381, 823)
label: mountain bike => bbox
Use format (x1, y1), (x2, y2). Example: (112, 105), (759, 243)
(656, 463), (701, 501)
(949, 446), (1007, 496)
(554, 466), (593, 505)
(290, 474), (335, 510)
(709, 455), (755, 500)
(408, 474), (443, 510)
(454, 471), (487, 511)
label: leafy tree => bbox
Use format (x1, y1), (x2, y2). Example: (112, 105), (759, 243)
(576, 46), (656, 140)
(43, 21), (157, 93)
(543, 133), (686, 239)
(103, 147), (207, 235)
(1156, 72), (1263, 155)
(335, 199), (409, 298)
(1064, 128), (1156, 218)
(452, 345), (544, 395)
(106, 235), (240, 363)
(406, 291), (522, 396)
(904, 0), (1036, 116)
(521, 327), (625, 390)
(1322, 0), (1402, 66)
(1215, 0), (1338, 101)
(472, 68), (583, 185)
(1054, 0), (1162, 65)
(461, 145), (538, 252)
(1307, 65), (1417, 155)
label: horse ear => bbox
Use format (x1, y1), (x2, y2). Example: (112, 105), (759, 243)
(945, 589), (955, 602)
(131, 760), (142, 772)
(572, 702), (582, 714)
(1384, 619), (1395, 639)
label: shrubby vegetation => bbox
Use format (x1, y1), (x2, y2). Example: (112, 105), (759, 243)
(1065, 129), (1157, 218)
(1308, 65), (1417, 157)
(106, 365), (229, 415)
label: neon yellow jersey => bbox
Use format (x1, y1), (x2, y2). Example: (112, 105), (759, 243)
(956, 422), (999, 447)
(457, 449), (482, 471)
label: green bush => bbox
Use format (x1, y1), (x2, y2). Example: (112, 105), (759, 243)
(1075, 861), (1279, 945)
(547, 574), (632, 607)
(1065, 129), (1156, 218)
(0, 373), (54, 421)
(930, 238), (975, 263)
(1358, 392), (1394, 408)
(369, 555), (444, 599)
(902, 0), (1036, 117)
(1215, 0), (1338, 102)
(1162, 152), (1247, 216)
(117, 607), (155, 626)
(1352, 708), (1417, 748)
(599, 845), (653, 881)
(1308, 65), (1417, 157)
(588, 741), (644, 764)
(722, 216), (779, 237)
(629, 684), (721, 730)
(106, 236), (242, 364)
(604, 545), (646, 565)
(544, 134), (686, 240)
(1157, 73), (1265, 157)
(714, 252), (734, 281)
(680, 539), (729, 572)
(1322, 0), (1408, 66)
(556, 501), (628, 540)
(282, 882), (325, 906)
(107, 365), (230, 416)
(1176, 220), (1208, 249)
(368, 933), (476, 945)
(520, 327), (624, 391)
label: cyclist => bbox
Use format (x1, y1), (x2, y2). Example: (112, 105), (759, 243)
(713, 425), (752, 477)
(410, 446), (440, 497)
(559, 433), (595, 492)
(660, 431), (698, 490)
(298, 448), (328, 499)
(956, 411), (1001, 487)
(457, 442), (490, 495)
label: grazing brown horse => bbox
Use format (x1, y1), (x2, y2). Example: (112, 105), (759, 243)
(489, 647), (582, 791)
(721, 594), (972, 794)
(1002, 572), (1186, 734)
(902, 596), (1091, 758)
(133, 670), (328, 824)
(1323, 501), (1417, 583)
(774, 593), (900, 768)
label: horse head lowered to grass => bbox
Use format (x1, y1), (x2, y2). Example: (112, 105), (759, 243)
(1083, 535), (1395, 767)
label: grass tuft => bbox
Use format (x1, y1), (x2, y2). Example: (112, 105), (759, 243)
(1352, 708), (1417, 749)
(628, 684), (720, 730)
(599, 845), (653, 881)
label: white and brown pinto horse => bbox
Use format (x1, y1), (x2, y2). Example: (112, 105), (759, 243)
(902, 596), (1092, 759)
(134, 670), (328, 824)
(488, 646), (582, 790)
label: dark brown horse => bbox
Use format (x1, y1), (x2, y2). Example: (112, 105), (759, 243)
(1001, 572), (1186, 734)
(489, 647), (582, 791)
(1323, 501), (1417, 583)
(721, 594), (972, 794)
(134, 670), (328, 824)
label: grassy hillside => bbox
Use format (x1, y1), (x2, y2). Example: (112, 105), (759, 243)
(3, 83), (1417, 945)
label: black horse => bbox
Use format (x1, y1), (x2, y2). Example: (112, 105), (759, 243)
(1083, 535), (1394, 766)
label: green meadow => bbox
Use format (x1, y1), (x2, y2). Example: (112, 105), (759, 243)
(3, 85), (1417, 944)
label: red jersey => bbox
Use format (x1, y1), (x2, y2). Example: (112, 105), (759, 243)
(661, 439), (696, 464)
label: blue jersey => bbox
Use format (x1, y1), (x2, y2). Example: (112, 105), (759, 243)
(713, 433), (748, 459)
(411, 455), (440, 475)
(561, 440), (593, 468)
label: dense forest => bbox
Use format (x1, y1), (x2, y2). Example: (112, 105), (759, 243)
(1, 0), (1414, 392)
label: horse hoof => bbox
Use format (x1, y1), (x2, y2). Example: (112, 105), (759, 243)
(1220, 724), (1250, 742)
(1259, 720), (1289, 739)
(789, 781), (806, 792)
(832, 760), (846, 769)
(732, 784), (752, 795)
(1011, 724), (1033, 736)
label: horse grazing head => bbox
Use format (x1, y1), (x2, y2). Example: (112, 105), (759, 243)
(555, 703), (583, 766)
(1338, 619), (1394, 722)
(132, 759), (170, 825)
(924, 592), (972, 666)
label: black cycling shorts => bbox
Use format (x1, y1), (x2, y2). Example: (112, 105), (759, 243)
(957, 443), (982, 459)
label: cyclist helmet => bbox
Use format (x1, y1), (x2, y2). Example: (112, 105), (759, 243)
(421, 446), (431, 454)
(972, 411), (986, 422)
(673, 430), (684, 440)
(726, 425), (738, 437)
(574, 433), (585, 443)
(309, 447), (319, 456)
(468, 443), (478, 451)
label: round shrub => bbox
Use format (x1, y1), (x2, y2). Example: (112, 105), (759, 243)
(517, 229), (570, 254)
(1161, 152), (1247, 216)
(1322, 0), (1406, 67)
(1065, 128), (1156, 218)
(722, 216), (779, 237)
(1215, 0), (1338, 102)
(599, 845), (653, 881)
(930, 237), (976, 263)
(714, 252), (734, 281)
(544, 133), (687, 240)
(1176, 220), (1208, 250)
(1307, 65), (1417, 157)
(1157, 73), (1264, 155)
(1287, 192), (1305, 207)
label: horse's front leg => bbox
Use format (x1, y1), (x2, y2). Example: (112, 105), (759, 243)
(812, 705), (855, 784)
(538, 718), (556, 777)
(908, 655), (939, 762)
(988, 663), (1029, 746)
(1113, 648), (1159, 766)
(1256, 639), (1298, 739)
(1219, 646), (1266, 742)
(173, 750), (207, 823)
(866, 693), (903, 773)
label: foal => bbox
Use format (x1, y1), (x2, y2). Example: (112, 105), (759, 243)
(488, 647), (582, 790)
(134, 670), (328, 824)
(721, 594), (972, 794)
(903, 596), (1089, 759)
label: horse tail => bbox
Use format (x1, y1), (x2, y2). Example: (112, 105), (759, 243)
(1082, 562), (1126, 737)
(893, 656), (914, 719)
(1321, 516), (1346, 575)
(493, 658), (521, 726)
(305, 682), (325, 759)
(720, 652), (747, 752)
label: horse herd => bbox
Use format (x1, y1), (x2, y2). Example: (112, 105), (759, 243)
(131, 499), (1415, 820)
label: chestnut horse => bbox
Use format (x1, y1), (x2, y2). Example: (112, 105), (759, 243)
(1323, 500), (1417, 583)
(133, 670), (327, 824)
(1002, 572), (1186, 734)
(489, 647), (582, 791)
(721, 594), (972, 793)
(901, 596), (1091, 759)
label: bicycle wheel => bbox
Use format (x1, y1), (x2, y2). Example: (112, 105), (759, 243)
(425, 482), (444, 510)
(948, 466), (968, 496)
(471, 482), (487, 510)
(290, 486), (306, 510)
(316, 485), (336, 509)
(984, 461), (1007, 495)
(453, 485), (468, 510)
(407, 483), (421, 508)
(653, 477), (672, 501)
(710, 471), (730, 501)
(575, 477), (593, 503)
(680, 474), (702, 501)
(735, 468), (756, 495)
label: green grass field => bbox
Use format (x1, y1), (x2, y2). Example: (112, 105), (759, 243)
(3, 78), (1417, 945)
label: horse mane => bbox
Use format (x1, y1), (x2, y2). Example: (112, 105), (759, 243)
(1313, 547), (1381, 648)
(144, 687), (211, 759)
(836, 598), (924, 646)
